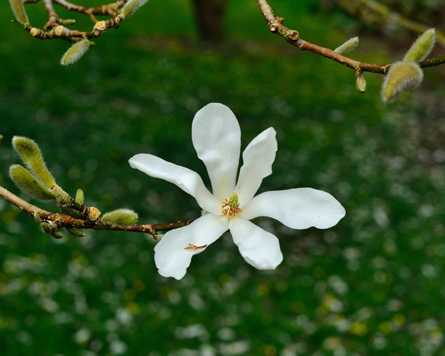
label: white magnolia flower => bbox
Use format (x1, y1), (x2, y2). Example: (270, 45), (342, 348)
(129, 103), (346, 280)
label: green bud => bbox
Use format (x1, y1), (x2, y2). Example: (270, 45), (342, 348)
(62, 19), (76, 26)
(120, 0), (149, 18)
(75, 189), (84, 204)
(355, 72), (366, 93)
(9, 164), (55, 201)
(9, 0), (29, 25)
(60, 39), (90, 66)
(228, 192), (239, 208)
(382, 61), (423, 102)
(40, 222), (53, 234)
(33, 212), (42, 223)
(52, 231), (63, 239)
(67, 227), (85, 237)
(0, 134), (3, 141)
(102, 208), (138, 226)
(12, 136), (56, 189)
(403, 29), (436, 62)
(334, 37), (359, 55)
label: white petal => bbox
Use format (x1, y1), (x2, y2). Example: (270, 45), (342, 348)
(192, 103), (241, 202)
(154, 214), (229, 280)
(229, 217), (283, 270)
(235, 127), (277, 206)
(129, 154), (221, 214)
(240, 188), (346, 229)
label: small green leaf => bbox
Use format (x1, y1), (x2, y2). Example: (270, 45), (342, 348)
(75, 189), (84, 204)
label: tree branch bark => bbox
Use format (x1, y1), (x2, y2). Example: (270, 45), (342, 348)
(0, 184), (193, 240)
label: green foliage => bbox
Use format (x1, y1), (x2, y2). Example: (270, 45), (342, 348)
(0, 1), (445, 356)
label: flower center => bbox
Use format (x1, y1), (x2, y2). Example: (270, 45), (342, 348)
(221, 192), (242, 218)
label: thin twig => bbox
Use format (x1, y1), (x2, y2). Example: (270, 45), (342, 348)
(43, 0), (60, 29)
(53, 0), (127, 17)
(256, 0), (445, 75)
(0, 184), (194, 240)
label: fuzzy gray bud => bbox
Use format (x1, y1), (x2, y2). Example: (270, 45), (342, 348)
(120, 0), (149, 18)
(12, 136), (56, 189)
(334, 37), (359, 55)
(9, 0), (29, 25)
(382, 61), (423, 102)
(102, 208), (138, 226)
(61, 39), (90, 66)
(9, 164), (55, 201)
(404, 29), (436, 62)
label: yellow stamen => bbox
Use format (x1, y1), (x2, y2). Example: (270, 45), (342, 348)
(221, 192), (242, 218)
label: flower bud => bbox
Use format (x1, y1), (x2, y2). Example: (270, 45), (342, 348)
(9, 0), (29, 25)
(52, 231), (64, 239)
(60, 39), (90, 66)
(40, 222), (53, 234)
(9, 164), (55, 201)
(120, 0), (149, 18)
(62, 19), (76, 26)
(382, 61), (423, 102)
(403, 29), (436, 62)
(355, 72), (366, 93)
(67, 227), (85, 237)
(75, 189), (84, 204)
(334, 37), (359, 55)
(33, 212), (42, 223)
(102, 208), (138, 226)
(12, 136), (56, 189)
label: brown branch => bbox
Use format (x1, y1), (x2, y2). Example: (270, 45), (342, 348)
(256, 0), (445, 75)
(43, 0), (60, 29)
(53, 0), (127, 17)
(0, 184), (194, 240)
(20, 0), (128, 43)
(25, 24), (88, 41)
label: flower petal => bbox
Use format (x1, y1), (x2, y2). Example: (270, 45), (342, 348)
(154, 214), (229, 280)
(240, 188), (346, 229)
(229, 217), (283, 270)
(192, 103), (241, 202)
(235, 127), (277, 206)
(129, 154), (221, 214)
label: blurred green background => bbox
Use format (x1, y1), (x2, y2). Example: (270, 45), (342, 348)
(1, 0), (445, 355)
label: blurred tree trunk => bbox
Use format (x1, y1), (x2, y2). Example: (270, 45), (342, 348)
(191, 0), (230, 42)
